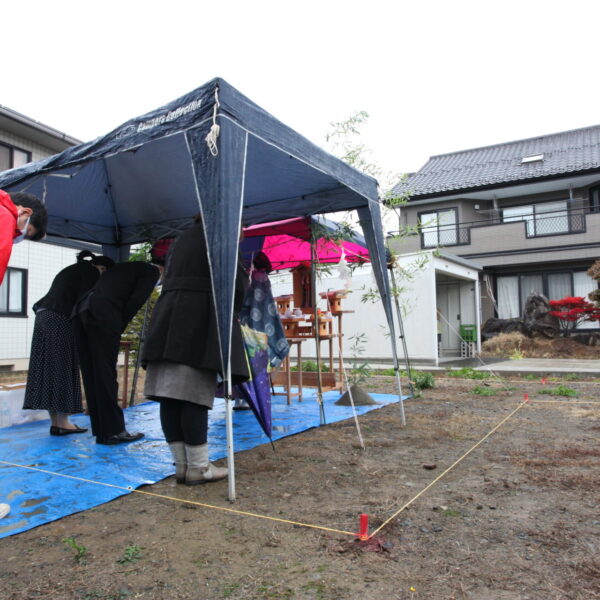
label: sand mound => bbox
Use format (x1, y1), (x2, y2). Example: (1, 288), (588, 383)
(335, 385), (379, 406)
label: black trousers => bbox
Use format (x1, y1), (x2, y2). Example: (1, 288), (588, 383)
(159, 398), (208, 446)
(73, 315), (125, 441)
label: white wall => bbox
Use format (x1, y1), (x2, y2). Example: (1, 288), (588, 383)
(0, 242), (80, 369)
(269, 251), (480, 366)
(270, 252), (439, 365)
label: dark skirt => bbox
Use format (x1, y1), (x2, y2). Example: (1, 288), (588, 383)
(23, 310), (84, 414)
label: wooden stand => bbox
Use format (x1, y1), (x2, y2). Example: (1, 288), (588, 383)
(118, 341), (131, 409)
(272, 338), (303, 404)
(273, 283), (354, 400)
(330, 309), (354, 383)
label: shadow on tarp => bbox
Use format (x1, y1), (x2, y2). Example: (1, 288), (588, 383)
(0, 389), (403, 538)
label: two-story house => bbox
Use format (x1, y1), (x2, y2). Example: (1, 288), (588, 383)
(0, 105), (88, 371)
(390, 125), (600, 342)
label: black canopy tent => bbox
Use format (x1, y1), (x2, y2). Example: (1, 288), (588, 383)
(0, 78), (404, 499)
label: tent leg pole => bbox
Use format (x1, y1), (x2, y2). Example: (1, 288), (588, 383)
(311, 242), (326, 426)
(389, 264), (415, 398)
(394, 369), (406, 426)
(226, 374), (236, 502)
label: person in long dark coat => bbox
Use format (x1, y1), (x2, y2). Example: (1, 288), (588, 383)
(23, 251), (115, 435)
(142, 217), (249, 485)
(73, 261), (160, 445)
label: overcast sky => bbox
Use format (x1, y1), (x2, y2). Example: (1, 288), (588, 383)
(3, 0), (599, 187)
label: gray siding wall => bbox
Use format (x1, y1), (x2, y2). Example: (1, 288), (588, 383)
(394, 183), (600, 265)
(0, 130), (57, 162)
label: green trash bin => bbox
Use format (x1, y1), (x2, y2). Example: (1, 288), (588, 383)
(459, 324), (477, 342)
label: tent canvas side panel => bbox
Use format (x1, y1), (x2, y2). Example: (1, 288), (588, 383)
(186, 119), (248, 378)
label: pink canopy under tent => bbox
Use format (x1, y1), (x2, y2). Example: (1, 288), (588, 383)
(240, 216), (373, 271)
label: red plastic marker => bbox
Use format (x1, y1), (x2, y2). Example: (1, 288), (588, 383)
(359, 513), (369, 540)
(524, 393), (529, 403)
(541, 377), (547, 385)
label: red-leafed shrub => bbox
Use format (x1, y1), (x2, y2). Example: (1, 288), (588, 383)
(549, 296), (600, 335)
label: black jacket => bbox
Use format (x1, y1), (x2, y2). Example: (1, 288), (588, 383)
(74, 262), (160, 333)
(142, 222), (250, 384)
(34, 261), (100, 318)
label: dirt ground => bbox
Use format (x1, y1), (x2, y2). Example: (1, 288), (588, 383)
(1, 374), (599, 600)
(481, 332), (600, 359)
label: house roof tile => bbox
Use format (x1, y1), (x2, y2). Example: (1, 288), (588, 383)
(393, 124), (600, 199)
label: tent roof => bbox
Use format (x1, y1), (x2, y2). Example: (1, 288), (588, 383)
(241, 216), (372, 271)
(0, 78), (379, 247)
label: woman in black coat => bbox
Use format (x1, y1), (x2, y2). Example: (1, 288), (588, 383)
(143, 216), (249, 485)
(23, 251), (114, 435)
(73, 260), (160, 445)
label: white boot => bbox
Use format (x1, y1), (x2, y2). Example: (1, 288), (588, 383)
(185, 443), (228, 485)
(168, 441), (187, 484)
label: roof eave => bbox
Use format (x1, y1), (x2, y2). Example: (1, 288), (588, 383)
(404, 166), (600, 201)
(0, 105), (82, 152)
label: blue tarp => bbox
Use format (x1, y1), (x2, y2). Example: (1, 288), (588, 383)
(0, 77), (396, 381)
(0, 391), (403, 538)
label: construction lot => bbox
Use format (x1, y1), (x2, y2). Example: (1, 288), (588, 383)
(1, 374), (599, 600)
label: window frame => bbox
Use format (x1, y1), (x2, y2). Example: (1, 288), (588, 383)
(589, 184), (600, 213)
(0, 141), (32, 170)
(494, 268), (599, 322)
(0, 267), (28, 317)
(418, 207), (460, 248)
(501, 200), (572, 237)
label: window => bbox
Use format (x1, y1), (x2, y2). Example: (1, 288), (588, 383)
(0, 268), (27, 317)
(496, 270), (598, 323)
(502, 201), (570, 236)
(589, 185), (600, 213)
(497, 276), (519, 319)
(503, 205), (535, 236)
(419, 208), (458, 247)
(0, 142), (31, 171)
(521, 153), (544, 164)
(574, 271), (599, 330)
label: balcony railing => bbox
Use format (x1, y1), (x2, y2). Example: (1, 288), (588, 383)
(521, 211), (586, 237)
(389, 209), (590, 249)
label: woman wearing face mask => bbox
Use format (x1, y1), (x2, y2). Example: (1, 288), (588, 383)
(22, 251), (115, 435)
(0, 190), (47, 285)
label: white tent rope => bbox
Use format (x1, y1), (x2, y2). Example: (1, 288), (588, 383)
(205, 87), (221, 156)
(321, 284), (366, 450)
(339, 342), (366, 451)
(437, 311), (511, 390)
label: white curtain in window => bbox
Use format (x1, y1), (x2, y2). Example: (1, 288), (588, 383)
(420, 212), (438, 247)
(497, 276), (519, 318)
(503, 205), (531, 221)
(8, 270), (23, 313)
(574, 271), (598, 329)
(12, 149), (29, 168)
(520, 274), (543, 300)
(503, 205), (535, 236)
(547, 273), (571, 300)
(438, 209), (457, 245)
